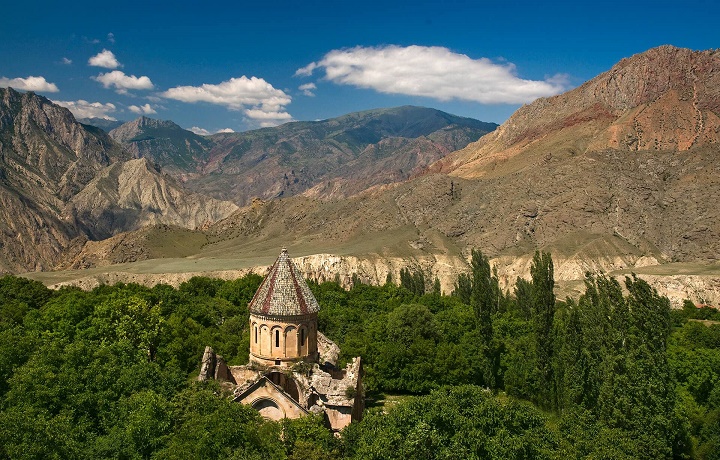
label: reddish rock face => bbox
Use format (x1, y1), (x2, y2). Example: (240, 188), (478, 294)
(438, 46), (720, 178)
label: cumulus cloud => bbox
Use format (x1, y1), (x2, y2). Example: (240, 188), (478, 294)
(190, 126), (235, 136)
(0, 76), (59, 92)
(297, 45), (569, 104)
(88, 49), (121, 69)
(189, 127), (211, 135)
(161, 76), (292, 126)
(61, 57), (72, 65)
(295, 62), (317, 77)
(93, 70), (154, 93)
(299, 82), (316, 96)
(53, 100), (117, 120)
(128, 103), (157, 115)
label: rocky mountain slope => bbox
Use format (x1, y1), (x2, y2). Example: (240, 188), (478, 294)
(78, 117), (125, 132)
(109, 117), (213, 176)
(68, 158), (238, 240)
(54, 46), (720, 301)
(435, 45), (720, 178)
(0, 88), (237, 273)
(0, 87), (127, 272)
(106, 108), (496, 206)
(183, 106), (497, 205)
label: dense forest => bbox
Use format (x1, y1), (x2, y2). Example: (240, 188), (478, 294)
(1, 251), (720, 459)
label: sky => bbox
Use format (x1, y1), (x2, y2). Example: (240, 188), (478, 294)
(1, 0), (718, 133)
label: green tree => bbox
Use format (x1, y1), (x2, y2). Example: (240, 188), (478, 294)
(469, 249), (501, 388)
(530, 250), (556, 409)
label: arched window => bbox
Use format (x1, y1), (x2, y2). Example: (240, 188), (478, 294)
(300, 328), (305, 346)
(254, 326), (258, 343)
(275, 329), (280, 348)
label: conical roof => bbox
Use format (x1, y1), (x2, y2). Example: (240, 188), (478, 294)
(248, 248), (321, 316)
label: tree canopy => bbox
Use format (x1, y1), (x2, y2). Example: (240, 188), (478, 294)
(0, 253), (717, 459)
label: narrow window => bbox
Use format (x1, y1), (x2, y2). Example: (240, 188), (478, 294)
(275, 330), (280, 348)
(300, 328), (305, 346)
(254, 326), (258, 343)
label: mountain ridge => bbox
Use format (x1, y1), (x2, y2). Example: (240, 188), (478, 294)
(109, 116), (213, 175)
(120, 106), (498, 205)
(0, 88), (237, 273)
(433, 45), (720, 179)
(7, 46), (720, 308)
(58, 46), (720, 293)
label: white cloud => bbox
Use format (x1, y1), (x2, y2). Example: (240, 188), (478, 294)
(0, 76), (59, 92)
(189, 126), (210, 135)
(61, 57), (72, 65)
(107, 33), (115, 44)
(295, 62), (317, 77)
(53, 99), (117, 120)
(128, 103), (157, 115)
(244, 108), (292, 120)
(88, 49), (121, 69)
(297, 45), (569, 104)
(93, 70), (154, 93)
(299, 82), (316, 97)
(189, 126), (235, 136)
(161, 76), (292, 126)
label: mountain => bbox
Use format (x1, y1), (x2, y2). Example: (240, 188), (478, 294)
(183, 106), (497, 205)
(68, 158), (238, 240)
(435, 45), (720, 178)
(12, 46), (720, 309)
(107, 109), (496, 206)
(0, 88), (237, 273)
(54, 46), (720, 299)
(0, 87), (128, 272)
(403, 45), (720, 267)
(109, 117), (213, 176)
(206, 46), (718, 268)
(78, 117), (125, 132)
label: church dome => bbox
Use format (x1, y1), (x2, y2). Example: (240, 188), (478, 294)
(248, 248), (320, 317)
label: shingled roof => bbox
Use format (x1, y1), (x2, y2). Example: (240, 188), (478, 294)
(248, 248), (321, 316)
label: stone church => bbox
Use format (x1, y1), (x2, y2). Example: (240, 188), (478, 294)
(198, 248), (364, 432)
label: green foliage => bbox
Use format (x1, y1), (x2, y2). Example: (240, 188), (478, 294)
(342, 385), (559, 460)
(0, 275), (273, 459)
(399, 268), (426, 296)
(530, 251), (556, 410)
(1, 256), (719, 458)
(157, 384), (285, 459)
(0, 275), (52, 328)
(281, 415), (340, 459)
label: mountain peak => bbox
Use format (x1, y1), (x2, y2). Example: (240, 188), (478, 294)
(589, 45), (719, 111)
(110, 116), (199, 142)
(109, 115), (213, 175)
(440, 45), (720, 178)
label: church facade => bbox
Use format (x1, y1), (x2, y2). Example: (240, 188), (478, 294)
(198, 248), (364, 432)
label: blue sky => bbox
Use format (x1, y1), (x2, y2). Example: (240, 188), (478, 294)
(1, 0), (717, 133)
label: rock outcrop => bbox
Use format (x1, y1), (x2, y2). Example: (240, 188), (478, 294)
(0, 88), (237, 273)
(109, 117), (213, 176)
(436, 46), (720, 178)
(183, 106), (497, 205)
(67, 158), (237, 239)
(0, 87), (127, 272)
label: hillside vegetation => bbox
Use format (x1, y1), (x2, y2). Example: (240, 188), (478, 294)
(2, 252), (719, 458)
